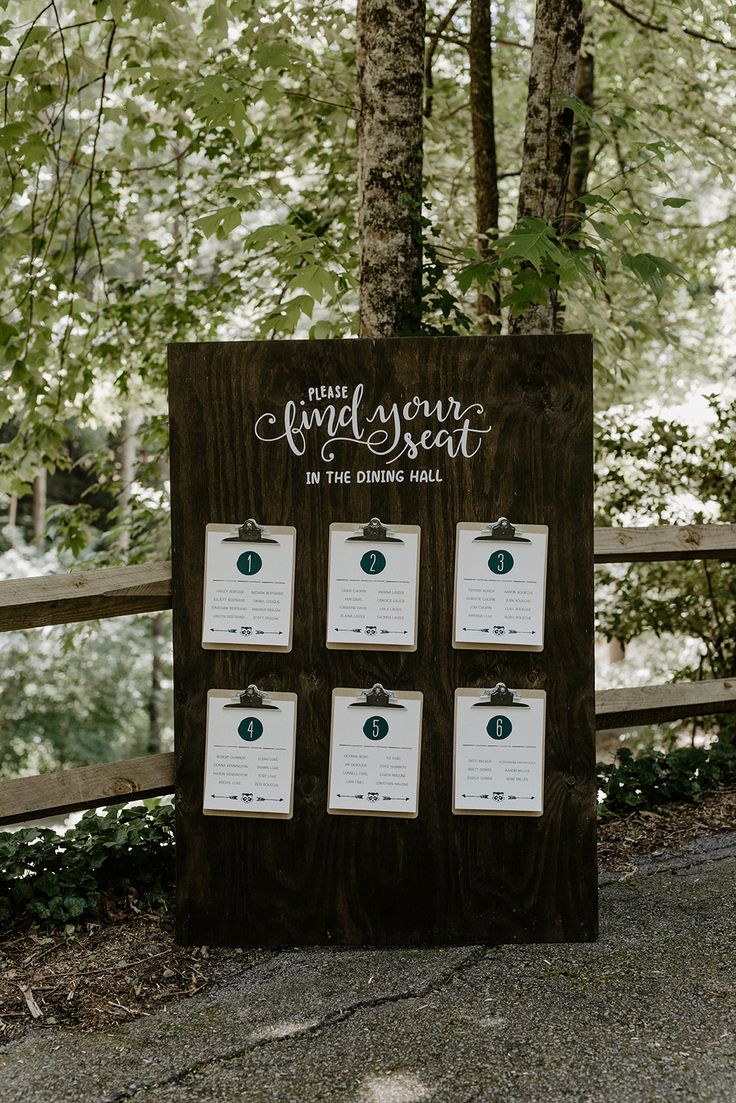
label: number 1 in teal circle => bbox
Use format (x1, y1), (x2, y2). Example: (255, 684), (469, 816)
(237, 550), (263, 576)
(488, 549), (513, 575)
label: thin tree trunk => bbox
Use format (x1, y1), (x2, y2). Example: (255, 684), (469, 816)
(32, 469), (46, 551)
(6, 493), (17, 547)
(469, 0), (500, 333)
(357, 0), (426, 337)
(117, 413), (138, 558)
(147, 611), (165, 755)
(565, 49), (595, 231)
(510, 0), (584, 334)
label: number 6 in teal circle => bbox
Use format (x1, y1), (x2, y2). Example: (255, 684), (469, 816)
(488, 549), (513, 575)
(237, 550), (263, 576)
(487, 715), (512, 740)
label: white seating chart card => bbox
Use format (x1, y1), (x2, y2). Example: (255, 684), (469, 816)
(453, 685), (545, 816)
(203, 687), (297, 819)
(202, 520), (296, 653)
(453, 518), (548, 651)
(326, 519), (420, 651)
(327, 685), (423, 817)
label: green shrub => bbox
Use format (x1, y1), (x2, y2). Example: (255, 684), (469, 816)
(0, 801), (175, 926)
(597, 740), (736, 815)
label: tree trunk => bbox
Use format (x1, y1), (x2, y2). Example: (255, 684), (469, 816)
(32, 469), (47, 551)
(6, 493), (18, 547)
(469, 0), (500, 334)
(510, 0), (584, 335)
(147, 611), (165, 755)
(357, 0), (426, 337)
(565, 49), (595, 231)
(117, 413), (138, 558)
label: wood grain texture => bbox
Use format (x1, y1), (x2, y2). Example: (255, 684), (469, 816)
(1, 523), (733, 633)
(169, 335), (596, 946)
(5, 670), (736, 824)
(594, 523), (736, 563)
(0, 562), (172, 631)
(0, 753), (175, 826)
(596, 678), (736, 730)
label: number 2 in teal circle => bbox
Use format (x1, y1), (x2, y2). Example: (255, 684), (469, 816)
(360, 549), (386, 575)
(237, 550), (262, 576)
(238, 716), (264, 741)
(363, 715), (389, 740)
(488, 549), (514, 575)
(487, 715), (512, 740)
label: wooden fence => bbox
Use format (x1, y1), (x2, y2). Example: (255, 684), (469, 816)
(0, 523), (734, 826)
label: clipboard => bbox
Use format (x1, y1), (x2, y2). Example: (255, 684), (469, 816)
(202, 520), (297, 653)
(203, 685), (297, 819)
(452, 518), (548, 652)
(452, 685), (546, 817)
(327, 684), (423, 818)
(326, 518), (421, 652)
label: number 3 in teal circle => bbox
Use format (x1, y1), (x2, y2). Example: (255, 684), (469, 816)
(237, 551), (262, 576)
(488, 549), (513, 575)
(360, 549), (386, 575)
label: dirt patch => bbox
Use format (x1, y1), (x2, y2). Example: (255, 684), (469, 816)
(598, 785), (736, 874)
(2, 787), (735, 1043)
(0, 911), (266, 1044)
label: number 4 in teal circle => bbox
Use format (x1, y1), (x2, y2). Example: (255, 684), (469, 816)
(488, 549), (513, 575)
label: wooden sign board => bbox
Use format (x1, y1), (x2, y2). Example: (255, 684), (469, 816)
(168, 335), (596, 946)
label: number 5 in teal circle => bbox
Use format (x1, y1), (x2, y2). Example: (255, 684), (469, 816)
(488, 549), (513, 575)
(363, 715), (389, 740)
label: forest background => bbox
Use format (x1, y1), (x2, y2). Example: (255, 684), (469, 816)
(0, 0), (734, 780)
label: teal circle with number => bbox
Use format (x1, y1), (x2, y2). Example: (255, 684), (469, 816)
(236, 550), (262, 576)
(238, 716), (264, 741)
(363, 715), (389, 741)
(488, 549), (514, 575)
(360, 549), (386, 575)
(487, 715), (512, 740)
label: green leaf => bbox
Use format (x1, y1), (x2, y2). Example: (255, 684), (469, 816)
(621, 252), (687, 302)
(494, 218), (563, 273)
(194, 207), (241, 238)
(662, 197), (690, 208)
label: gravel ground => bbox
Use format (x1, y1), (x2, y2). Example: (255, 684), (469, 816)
(1, 829), (735, 1103)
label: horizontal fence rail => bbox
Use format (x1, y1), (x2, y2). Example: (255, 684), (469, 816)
(0, 753), (176, 826)
(0, 523), (734, 825)
(0, 525), (734, 634)
(1, 679), (734, 826)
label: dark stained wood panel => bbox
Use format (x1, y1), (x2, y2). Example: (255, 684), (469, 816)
(168, 335), (596, 945)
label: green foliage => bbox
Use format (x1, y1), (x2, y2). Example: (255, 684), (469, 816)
(595, 395), (736, 699)
(598, 740), (736, 815)
(0, 801), (175, 925)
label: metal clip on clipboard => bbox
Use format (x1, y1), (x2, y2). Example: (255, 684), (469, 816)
(472, 683), (530, 709)
(224, 684), (281, 710)
(347, 517), (404, 543)
(349, 683), (406, 710)
(473, 517), (531, 543)
(222, 518), (279, 544)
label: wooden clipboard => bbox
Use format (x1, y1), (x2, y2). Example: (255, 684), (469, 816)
(327, 686), (423, 818)
(202, 521), (296, 653)
(203, 687), (297, 820)
(326, 520), (421, 652)
(452, 687), (546, 817)
(452, 521), (548, 652)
